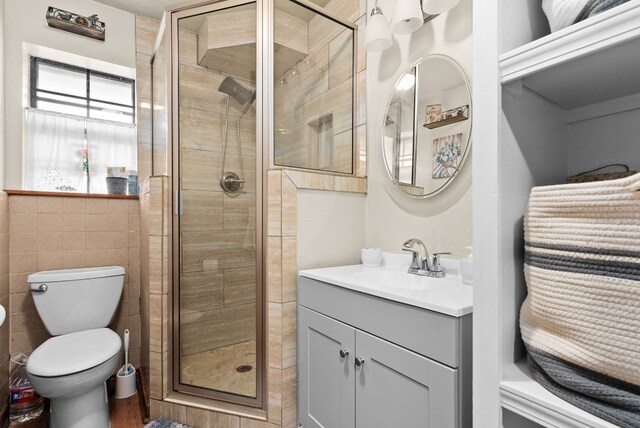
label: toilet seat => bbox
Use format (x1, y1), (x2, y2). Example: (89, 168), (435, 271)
(27, 328), (121, 377)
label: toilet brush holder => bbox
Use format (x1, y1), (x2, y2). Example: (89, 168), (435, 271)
(115, 364), (136, 399)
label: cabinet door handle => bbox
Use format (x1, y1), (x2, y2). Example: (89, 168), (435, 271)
(339, 349), (349, 358)
(354, 357), (365, 367)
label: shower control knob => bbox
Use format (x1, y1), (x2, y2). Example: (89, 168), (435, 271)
(339, 349), (349, 358)
(354, 357), (365, 367)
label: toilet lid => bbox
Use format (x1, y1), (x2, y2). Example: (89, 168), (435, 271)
(27, 328), (122, 377)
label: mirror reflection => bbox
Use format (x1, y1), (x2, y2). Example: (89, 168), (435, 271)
(383, 55), (471, 197)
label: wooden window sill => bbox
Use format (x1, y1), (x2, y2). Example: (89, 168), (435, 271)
(5, 189), (139, 200)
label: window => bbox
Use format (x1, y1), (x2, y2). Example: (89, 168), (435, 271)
(30, 57), (135, 124)
(26, 57), (137, 194)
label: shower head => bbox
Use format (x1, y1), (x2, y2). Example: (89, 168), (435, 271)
(218, 76), (256, 114)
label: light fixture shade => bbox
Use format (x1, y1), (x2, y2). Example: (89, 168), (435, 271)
(365, 10), (392, 51)
(391, 0), (423, 34)
(422, 0), (460, 15)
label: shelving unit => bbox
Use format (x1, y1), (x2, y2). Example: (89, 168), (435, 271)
(473, 1), (640, 427)
(500, 362), (618, 428)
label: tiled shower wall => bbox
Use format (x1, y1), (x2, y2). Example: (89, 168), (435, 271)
(7, 196), (141, 366)
(177, 24), (258, 357)
(274, 0), (367, 177)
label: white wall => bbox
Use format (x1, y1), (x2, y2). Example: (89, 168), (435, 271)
(4, 0), (136, 189)
(365, 0), (473, 257)
(567, 109), (640, 175)
(0, 0), (5, 190)
(297, 190), (366, 270)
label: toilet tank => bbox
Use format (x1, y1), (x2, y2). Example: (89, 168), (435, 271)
(28, 266), (125, 335)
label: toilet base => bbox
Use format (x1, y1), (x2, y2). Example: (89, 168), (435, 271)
(50, 382), (110, 428)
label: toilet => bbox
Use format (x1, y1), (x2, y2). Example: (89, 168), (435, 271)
(26, 266), (125, 428)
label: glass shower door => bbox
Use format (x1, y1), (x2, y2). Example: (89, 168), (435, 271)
(173, 0), (262, 406)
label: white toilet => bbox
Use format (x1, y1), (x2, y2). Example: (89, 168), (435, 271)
(26, 266), (125, 428)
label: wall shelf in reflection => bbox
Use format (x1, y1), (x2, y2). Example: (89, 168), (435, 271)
(423, 104), (469, 129)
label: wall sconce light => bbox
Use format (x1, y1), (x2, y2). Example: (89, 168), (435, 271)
(422, 0), (460, 15)
(365, 0), (460, 52)
(391, 0), (424, 35)
(365, 2), (392, 51)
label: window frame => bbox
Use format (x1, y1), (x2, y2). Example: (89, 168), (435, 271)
(30, 56), (136, 124)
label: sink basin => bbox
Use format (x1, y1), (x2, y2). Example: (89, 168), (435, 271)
(299, 252), (473, 317)
(351, 269), (460, 290)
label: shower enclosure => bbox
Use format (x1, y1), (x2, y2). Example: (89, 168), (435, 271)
(151, 0), (356, 409)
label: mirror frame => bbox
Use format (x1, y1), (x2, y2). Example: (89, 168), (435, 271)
(381, 53), (472, 199)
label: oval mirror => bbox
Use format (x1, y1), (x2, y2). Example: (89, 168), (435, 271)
(382, 55), (472, 198)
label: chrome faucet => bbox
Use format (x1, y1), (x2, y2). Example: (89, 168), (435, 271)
(401, 239), (451, 278)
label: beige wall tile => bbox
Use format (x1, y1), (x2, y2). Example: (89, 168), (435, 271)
(223, 266), (256, 307)
(10, 233), (37, 254)
(62, 198), (86, 213)
(267, 367), (282, 426)
(62, 213), (86, 232)
(86, 198), (108, 214)
(186, 407), (241, 428)
(267, 237), (282, 303)
(37, 213), (62, 233)
(108, 214), (129, 231)
(267, 302), (282, 369)
(86, 231), (110, 250)
(86, 213), (109, 231)
(281, 176), (296, 237)
(7, 195), (140, 359)
(223, 192), (256, 231)
(281, 302), (296, 369)
(62, 250), (87, 269)
(150, 351), (162, 399)
(37, 197), (62, 213)
(10, 252), (37, 273)
(10, 213), (37, 233)
(240, 418), (280, 428)
(108, 199), (130, 214)
(9, 196), (37, 213)
(281, 365), (297, 428)
(281, 237), (296, 303)
(267, 171), (282, 237)
(37, 232), (62, 252)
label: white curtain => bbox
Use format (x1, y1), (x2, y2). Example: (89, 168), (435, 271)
(25, 109), (87, 191)
(25, 109), (137, 194)
(86, 119), (137, 194)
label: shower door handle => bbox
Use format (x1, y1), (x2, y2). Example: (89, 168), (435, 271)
(174, 190), (183, 216)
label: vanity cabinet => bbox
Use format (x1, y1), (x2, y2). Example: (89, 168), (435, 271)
(298, 276), (471, 428)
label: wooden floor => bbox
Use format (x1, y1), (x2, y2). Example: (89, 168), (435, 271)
(9, 391), (144, 428)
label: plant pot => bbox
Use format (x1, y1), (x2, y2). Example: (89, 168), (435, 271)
(106, 177), (127, 194)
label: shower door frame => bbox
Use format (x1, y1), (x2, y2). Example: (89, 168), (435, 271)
(168, 0), (267, 409)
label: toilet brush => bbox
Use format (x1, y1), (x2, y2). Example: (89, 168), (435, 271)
(115, 329), (137, 399)
(124, 329), (130, 374)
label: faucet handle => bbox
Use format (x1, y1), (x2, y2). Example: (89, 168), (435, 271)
(402, 247), (421, 269)
(432, 252), (451, 271)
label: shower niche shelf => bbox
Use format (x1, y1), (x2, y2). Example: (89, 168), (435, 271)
(196, 8), (308, 81)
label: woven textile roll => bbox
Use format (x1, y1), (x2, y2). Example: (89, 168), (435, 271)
(520, 173), (640, 427)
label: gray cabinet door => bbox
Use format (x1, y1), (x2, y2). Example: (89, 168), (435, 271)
(355, 330), (458, 428)
(299, 306), (356, 428)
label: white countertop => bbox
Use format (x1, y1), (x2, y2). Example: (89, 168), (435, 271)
(299, 253), (473, 317)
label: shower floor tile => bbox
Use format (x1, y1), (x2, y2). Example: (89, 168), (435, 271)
(181, 339), (257, 397)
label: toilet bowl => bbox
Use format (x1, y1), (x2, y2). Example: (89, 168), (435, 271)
(26, 266), (125, 428)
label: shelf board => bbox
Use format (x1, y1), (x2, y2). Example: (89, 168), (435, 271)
(499, 1), (640, 109)
(500, 361), (619, 428)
